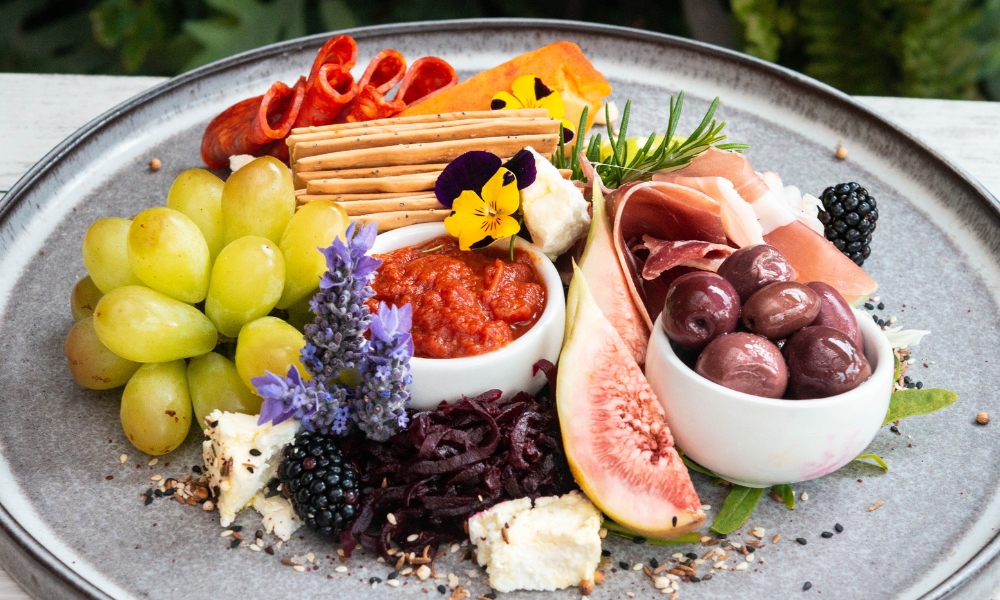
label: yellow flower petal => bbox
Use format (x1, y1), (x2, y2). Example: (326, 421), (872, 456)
(510, 75), (543, 108)
(535, 90), (565, 120)
(445, 190), (490, 249)
(491, 91), (524, 111)
(459, 217), (491, 250)
(480, 168), (519, 217)
(485, 214), (522, 240)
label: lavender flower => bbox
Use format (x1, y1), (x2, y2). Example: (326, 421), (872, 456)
(302, 222), (381, 387)
(352, 302), (414, 441)
(254, 366), (354, 435)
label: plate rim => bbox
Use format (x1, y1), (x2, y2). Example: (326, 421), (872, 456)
(2, 17), (998, 600)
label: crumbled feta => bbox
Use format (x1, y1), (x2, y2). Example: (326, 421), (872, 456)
(252, 492), (302, 541)
(229, 154), (255, 172)
(519, 147), (591, 260)
(202, 410), (300, 527)
(468, 491), (603, 593)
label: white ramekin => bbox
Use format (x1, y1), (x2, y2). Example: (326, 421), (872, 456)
(369, 223), (565, 410)
(645, 308), (893, 487)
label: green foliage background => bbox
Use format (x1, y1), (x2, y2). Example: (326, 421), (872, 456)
(1, 0), (999, 99)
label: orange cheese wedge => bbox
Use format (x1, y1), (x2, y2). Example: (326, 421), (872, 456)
(399, 41), (612, 132)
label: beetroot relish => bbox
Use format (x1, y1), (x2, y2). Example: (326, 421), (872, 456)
(369, 235), (546, 359)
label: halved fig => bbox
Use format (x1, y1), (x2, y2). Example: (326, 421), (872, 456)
(558, 263), (705, 538)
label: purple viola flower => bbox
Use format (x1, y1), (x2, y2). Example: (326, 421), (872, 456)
(434, 149), (538, 209)
(352, 302), (414, 442)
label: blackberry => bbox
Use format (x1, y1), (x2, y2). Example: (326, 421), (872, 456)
(278, 431), (360, 537)
(817, 182), (878, 266)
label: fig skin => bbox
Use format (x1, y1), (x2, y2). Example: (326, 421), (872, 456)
(695, 332), (788, 398)
(661, 272), (741, 352)
(717, 245), (795, 302)
(742, 282), (821, 340)
(807, 281), (863, 350)
(784, 326), (872, 399)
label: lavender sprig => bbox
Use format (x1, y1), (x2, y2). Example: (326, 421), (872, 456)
(302, 222), (381, 387)
(352, 302), (414, 441)
(253, 366), (350, 435)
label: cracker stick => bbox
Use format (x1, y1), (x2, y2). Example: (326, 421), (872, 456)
(350, 209), (448, 232)
(296, 134), (558, 172)
(288, 109), (548, 136)
(294, 163), (447, 190)
(306, 172), (439, 195)
(337, 196), (444, 216)
(296, 191), (426, 204)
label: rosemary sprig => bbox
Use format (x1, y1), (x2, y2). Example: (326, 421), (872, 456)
(562, 92), (748, 187)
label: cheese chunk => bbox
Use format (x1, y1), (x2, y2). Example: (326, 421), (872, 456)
(252, 492), (302, 541)
(468, 491), (603, 593)
(202, 410), (300, 527)
(519, 147), (591, 260)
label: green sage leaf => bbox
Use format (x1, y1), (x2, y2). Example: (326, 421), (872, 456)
(710, 485), (765, 534)
(770, 484), (795, 509)
(602, 520), (701, 546)
(883, 388), (958, 425)
(854, 453), (888, 471)
(681, 454), (718, 478)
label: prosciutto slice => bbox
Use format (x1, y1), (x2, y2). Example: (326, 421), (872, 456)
(660, 176), (763, 248)
(639, 237), (735, 279)
(609, 181), (728, 327)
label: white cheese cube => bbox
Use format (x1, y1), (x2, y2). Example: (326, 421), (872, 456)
(202, 410), (300, 527)
(519, 147), (591, 260)
(252, 492), (302, 541)
(468, 491), (603, 593)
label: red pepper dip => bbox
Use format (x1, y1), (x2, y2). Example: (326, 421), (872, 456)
(369, 235), (546, 359)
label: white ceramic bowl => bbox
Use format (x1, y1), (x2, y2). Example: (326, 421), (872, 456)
(369, 223), (565, 410)
(645, 308), (893, 487)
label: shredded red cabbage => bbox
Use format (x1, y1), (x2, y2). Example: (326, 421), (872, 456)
(339, 360), (574, 557)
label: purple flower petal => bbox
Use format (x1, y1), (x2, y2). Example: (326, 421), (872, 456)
(435, 151), (502, 208)
(562, 126), (574, 144)
(503, 149), (537, 190)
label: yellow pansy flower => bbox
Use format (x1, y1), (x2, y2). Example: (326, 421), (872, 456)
(444, 167), (521, 250)
(491, 75), (575, 141)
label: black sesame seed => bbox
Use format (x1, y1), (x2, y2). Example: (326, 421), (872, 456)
(230, 539), (241, 549)
(890, 425), (899, 433)
(602, 550), (611, 557)
(803, 581), (813, 591)
(192, 465), (202, 474)
(796, 537), (808, 545)
(649, 558), (659, 568)
(690, 576), (701, 583)
(685, 552), (698, 560)
(633, 536), (646, 544)
(230, 525), (242, 532)
(247, 466), (254, 474)
(209, 420), (219, 428)
(143, 495), (153, 506)
(154, 489), (163, 497)
(872, 314), (879, 322)
(249, 448), (262, 456)
(877, 318), (885, 327)
(163, 488), (175, 496)
(255, 530), (263, 539)
(907, 382), (916, 389)
(903, 376), (911, 384)
(834, 523), (844, 533)
(388, 571), (400, 580)
(877, 302), (885, 310)
(619, 561), (629, 570)
(672, 516), (678, 527)
(369, 577), (382, 584)
(821, 531), (834, 538)
(437, 585), (447, 594)
(702, 574), (713, 581)
(864, 303), (874, 310)
(485, 593), (497, 600)
(265, 546), (274, 555)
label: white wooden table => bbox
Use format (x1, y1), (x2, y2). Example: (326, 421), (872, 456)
(0, 73), (998, 599)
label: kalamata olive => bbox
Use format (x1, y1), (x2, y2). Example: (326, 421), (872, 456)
(695, 332), (788, 398)
(742, 282), (821, 340)
(661, 272), (740, 351)
(717, 245), (795, 302)
(784, 326), (872, 399)
(807, 281), (863, 350)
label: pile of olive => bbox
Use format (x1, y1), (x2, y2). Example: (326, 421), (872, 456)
(660, 245), (870, 399)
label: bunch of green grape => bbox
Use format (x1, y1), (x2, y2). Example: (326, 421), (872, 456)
(64, 157), (349, 455)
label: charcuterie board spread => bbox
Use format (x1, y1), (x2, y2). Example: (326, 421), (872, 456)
(57, 31), (963, 599)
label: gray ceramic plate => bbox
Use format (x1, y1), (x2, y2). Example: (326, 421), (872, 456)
(2, 19), (1000, 600)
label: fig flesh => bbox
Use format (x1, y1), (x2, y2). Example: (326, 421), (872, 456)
(559, 264), (705, 538)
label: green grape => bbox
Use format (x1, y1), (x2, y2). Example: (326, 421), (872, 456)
(205, 236), (285, 338)
(221, 156), (295, 245)
(93, 286), (219, 362)
(285, 290), (316, 332)
(70, 275), (103, 321)
(166, 168), (225, 260)
(128, 207), (211, 303)
(120, 361), (192, 455)
(188, 352), (263, 428)
(82, 217), (143, 294)
(234, 316), (307, 392)
(64, 317), (140, 390)
(275, 199), (348, 309)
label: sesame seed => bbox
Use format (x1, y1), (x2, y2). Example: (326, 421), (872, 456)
(796, 538), (808, 545)
(387, 513), (397, 525)
(335, 566), (348, 573)
(400, 567), (413, 576)
(247, 466), (254, 474)
(649, 557), (659, 568)
(248, 544), (261, 552)
(143, 495), (153, 506)
(150, 475), (162, 482)
(438, 585), (448, 594)
(690, 576), (701, 582)
(801, 492), (809, 501)
(292, 565), (305, 573)
(735, 562), (748, 571)
(148, 458), (158, 466)
(834, 523), (844, 533)
(598, 528), (607, 539)
(192, 465), (202, 474)
(387, 580), (400, 587)
(220, 530), (234, 537)
(821, 531), (833, 538)
(602, 550), (611, 557)
(746, 553), (755, 562)
(632, 563), (643, 571)
(407, 534), (419, 542)
(864, 303), (874, 310)
(803, 581), (813, 591)
(868, 500), (884, 511)
(209, 420), (219, 428)
(370, 577), (382, 584)
(119, 454), (128, 464)
(249, 448), (261, 456)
